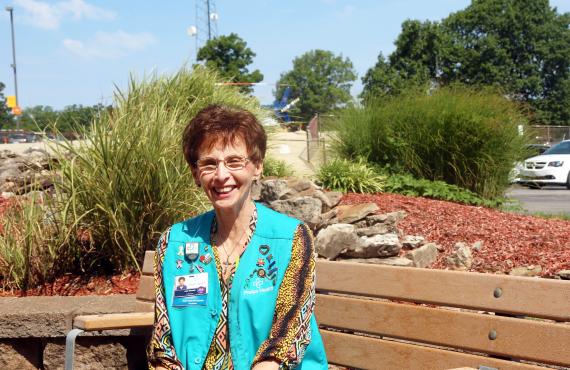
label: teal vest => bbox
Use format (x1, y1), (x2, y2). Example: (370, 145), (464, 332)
(162, 202), (328, 370)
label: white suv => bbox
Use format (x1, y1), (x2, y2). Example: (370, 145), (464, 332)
(519, 140), (570, 189)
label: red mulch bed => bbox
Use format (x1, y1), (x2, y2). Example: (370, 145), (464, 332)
(1, 192), (569, 297)
(342, 193), (570, 277)
(0, 271), (141, 297)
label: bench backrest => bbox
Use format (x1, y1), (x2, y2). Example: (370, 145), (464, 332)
(137, 251), (570, 369)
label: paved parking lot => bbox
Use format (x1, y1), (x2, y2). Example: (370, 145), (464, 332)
(506, 185), (570, 214)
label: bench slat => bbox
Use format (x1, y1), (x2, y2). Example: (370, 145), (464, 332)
(316, 260), (570, 321)
(73, 312), (154, 331)
(316, 294), (570, 366)
(321, 330), (544, 370)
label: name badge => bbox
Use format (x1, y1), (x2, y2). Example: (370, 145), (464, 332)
(172, 273), (208, 307)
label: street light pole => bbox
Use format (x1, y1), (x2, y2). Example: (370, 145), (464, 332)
(5, 6), (20, 130)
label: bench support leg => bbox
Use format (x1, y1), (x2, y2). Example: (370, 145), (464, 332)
(65, 328), (84, 370)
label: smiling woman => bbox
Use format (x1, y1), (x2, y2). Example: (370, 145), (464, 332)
(147, 105), (328, 370)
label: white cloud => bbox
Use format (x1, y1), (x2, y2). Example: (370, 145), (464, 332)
(15, 0), (116, 30)
(63, 30), (157, 59)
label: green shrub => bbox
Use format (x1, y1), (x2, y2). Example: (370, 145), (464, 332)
(384, 173), (502, 207)
(333, 85), (530, 199)
(317, 158), (386, 193)
(0, 196), (63, 290)
(51, 67), (262, 273)
(263, 156), (294, 178)
(0, 67), (261, 290)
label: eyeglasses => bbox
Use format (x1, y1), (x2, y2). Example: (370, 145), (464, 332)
(195, 155), (250, 174)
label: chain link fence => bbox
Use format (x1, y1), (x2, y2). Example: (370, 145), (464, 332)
(528, 125), (570, 145)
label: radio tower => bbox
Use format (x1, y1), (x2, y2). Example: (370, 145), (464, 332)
(190, 0), (218, 59)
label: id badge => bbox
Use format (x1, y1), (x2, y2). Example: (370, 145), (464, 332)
(172, 272), (208, 307)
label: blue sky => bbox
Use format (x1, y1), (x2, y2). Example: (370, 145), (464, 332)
(1, 0), (569, 110)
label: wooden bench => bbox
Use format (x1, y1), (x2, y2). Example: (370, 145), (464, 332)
(66, 251), (570, 370)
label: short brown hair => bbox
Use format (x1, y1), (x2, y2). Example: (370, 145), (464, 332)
(182, 105), (267, 168)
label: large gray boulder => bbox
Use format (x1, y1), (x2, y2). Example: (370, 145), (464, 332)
(335, 203), (379, 224)
(270, 196), (322, 227)
(445, 242), (473, 270)
(343, 233), (401, 258)
(405, 243), (439, 268)
(315, 224), (360, 259)
(355, 223), (393, 237)
(402, 235), (425, 250)
(260, 179), (289, 202)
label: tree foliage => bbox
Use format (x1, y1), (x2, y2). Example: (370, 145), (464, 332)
(361, 0), (570, 124)
(275, 49), (357, 121)
(0, 82), (13, 131)
(197, 33), (263, 94)
(18, 104), (108, 133)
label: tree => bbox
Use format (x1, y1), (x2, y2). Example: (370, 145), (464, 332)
(19, 105), (58, 131)
(361, 20), (443, 101)
(361, 0), (570, 124)
(19, 104), (106, 133)
(275, 50), (357, 121)
(197, 33), (263, 94)
(0, 82), (13, 131)
(440, 0), (570, 123)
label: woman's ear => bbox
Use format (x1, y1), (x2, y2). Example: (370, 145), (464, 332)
(254, 162), (263, 179)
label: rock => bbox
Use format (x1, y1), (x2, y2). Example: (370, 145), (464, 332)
(315, 224), (360, 259)
(322, 191), (342, 209)
(286, 178), (315, 192)
(310, 190), (327, 210)
(23, 146), (49, 156)
(294, 187), (317, 198)
(0, 165), (21, 181)
(445, 242), (473, 270)
(270, 197), (322, 226)
(402, 235), (425, 249)
(0, 181), (17, 193)
(405, 243), (439, 268)
(0, 341), (40, 369)
(43, 339), (129, 370)
(336, 203), (379, 224)
(316, 209), (337, 230)
(343, 233), (401, 258)
(0, 150), (17, 159)
(386, 211), (407, 224)
(472, 240), (484, 251)
(509, 265), (542, 277)
(349, 257), (414, 267)
(260, 179), (289, 202)
(364, 214), (388, 225)
(355, 223), (393, 237)
(557, 270), (570, 280)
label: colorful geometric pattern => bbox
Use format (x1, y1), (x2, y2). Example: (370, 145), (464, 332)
(147, 228), (184, 370)
(252, 223), (316, 369)
(203, 208), (257, 370)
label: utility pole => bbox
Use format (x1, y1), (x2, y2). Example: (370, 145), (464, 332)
(6, 6), (20, 130)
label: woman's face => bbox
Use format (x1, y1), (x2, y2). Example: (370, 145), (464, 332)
(192, 137), (262, 213)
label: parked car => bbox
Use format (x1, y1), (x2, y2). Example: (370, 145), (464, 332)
(518, 140), (570, 189)
(510, 144), (551, 183)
